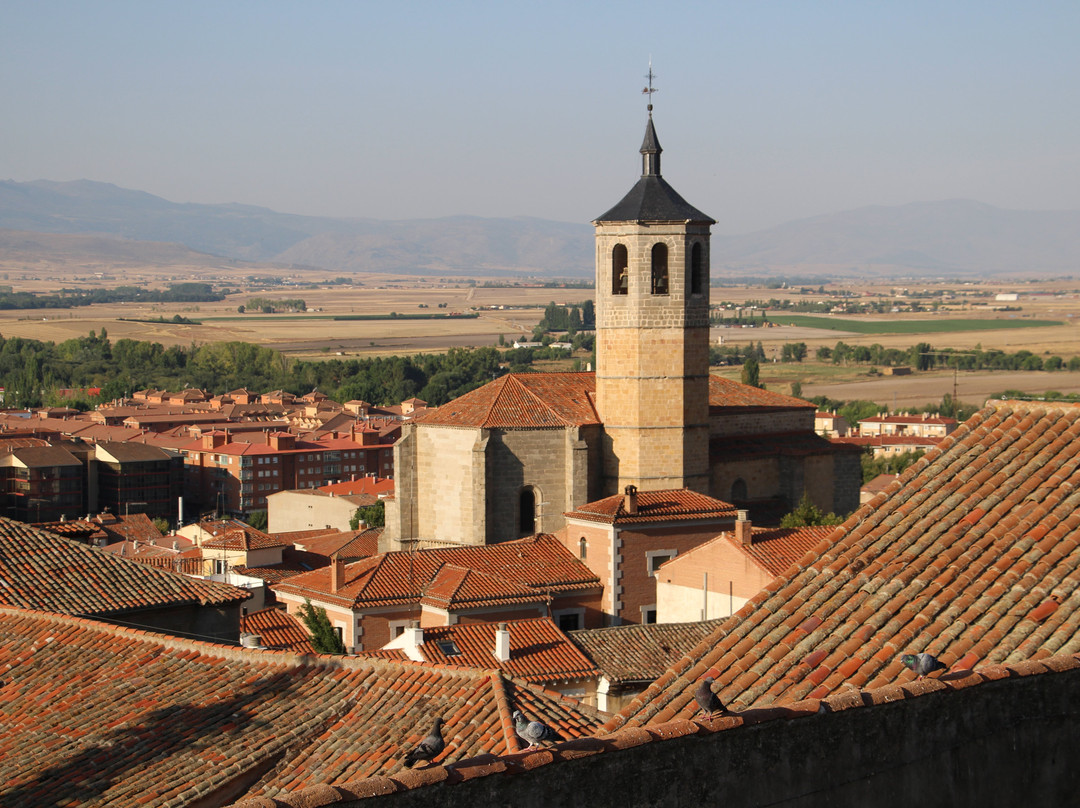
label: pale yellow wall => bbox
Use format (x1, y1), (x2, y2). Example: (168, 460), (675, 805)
(267, 490), (358, 533)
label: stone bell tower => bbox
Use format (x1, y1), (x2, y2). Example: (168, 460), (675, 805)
(593, 79), (715, 496)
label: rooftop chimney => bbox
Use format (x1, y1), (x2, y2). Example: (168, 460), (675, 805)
(736, 509), (752, 546)
(330, 558), (345, 592)
(494, 622), (511, 662)
(623, 484), (639, 516)
(404, 621), (424, 654)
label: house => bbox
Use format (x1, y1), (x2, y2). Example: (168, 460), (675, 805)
(857, 412), (957, 438)
(814, 410), (850, 437)
(569, 619), (723, 712)
(266, 487), (376, 533)
(653, 512), (837, 622)
(832, 433), (943, 458)
(559, 486), (739, 625)
(0, 607), (603, 806)
(271, 534), (603, 652)
(0, 516), (248, 642)
(860, 472), (898, 504)
(374, 617), (599, 701)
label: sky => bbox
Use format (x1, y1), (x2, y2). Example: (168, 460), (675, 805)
(2, 1), (1078, 235)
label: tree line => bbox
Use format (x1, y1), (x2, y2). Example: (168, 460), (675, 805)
(0, 283), (224, 309)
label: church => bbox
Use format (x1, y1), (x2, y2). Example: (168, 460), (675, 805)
(384, 108), (860, 552)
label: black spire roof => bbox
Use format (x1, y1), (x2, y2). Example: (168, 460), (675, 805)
(594, 117), (714, 225)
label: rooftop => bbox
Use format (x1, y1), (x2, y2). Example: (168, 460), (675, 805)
(606, 400), (1080, 729)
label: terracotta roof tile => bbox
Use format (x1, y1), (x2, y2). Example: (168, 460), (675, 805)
(241, 607), (315, 653)
(272, 534), (600, 610)
(415, 372), (600, 429)
(0, 608), (602, 806)
(0, 516), (248, 615)
(707, 375), (814, 412)
(602, 400), (1080, 728)
(570, 620), (724, 684)
(565, 488), (737, 525)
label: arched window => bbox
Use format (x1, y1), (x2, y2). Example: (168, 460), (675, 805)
(690, 242), (703, 295)
(579, 536), (587, 559)
(651, 243), (668, 295)
(519, 487), (536, 535)
(612, 244), (629, 295)
(731, 479), (748, 501)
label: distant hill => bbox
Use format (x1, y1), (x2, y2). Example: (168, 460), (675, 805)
(0, 180), (593, 277)
(2, 180), (1079, 279)
(0, 228), (238, 269)
(712, 199), (1080, 277)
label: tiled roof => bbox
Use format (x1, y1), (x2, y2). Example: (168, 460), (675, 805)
(0, 608), (602, 806)
(241, 607), (315, 653)
(570, 620), (725, 684)
(861, 473), (899, 495)
(605, 400), (1080, 728)
(860, 414), (957, 425)
(564, 488), (737, 526)
(833, 434), (943, 448)
(414, 372), (600, 429)
(398, 618), (600, 684)
(707, 375), (814, 412)
(234, 548), (331, 582)
(272, 534), (600, 610)
(199, 519), (287, 550)
(0, 516), (248, 615)
(320, 476), (395, 497)
(720, 525), (839, 577)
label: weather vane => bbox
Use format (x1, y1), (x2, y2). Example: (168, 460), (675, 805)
(642, 60), (657, 116)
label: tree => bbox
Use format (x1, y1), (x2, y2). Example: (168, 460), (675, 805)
(246, 510), (268, 531)
(780, 492), (844, 528)
(350, 501), (385, 529)
(297, 598), (345, 654)
(741, 355), (761, 388)
(790, 381), (802, 399)
(152, 517), (170, 534)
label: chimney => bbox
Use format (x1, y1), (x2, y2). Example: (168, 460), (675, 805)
(404, 621), (424, 655)
(623, 484), (638, 515)
(735, 509), (752, 546)
(494, 622), (511, 662)
(331, 558), (345, 592)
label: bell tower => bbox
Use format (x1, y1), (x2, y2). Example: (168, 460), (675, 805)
(593, 70), (714, 495)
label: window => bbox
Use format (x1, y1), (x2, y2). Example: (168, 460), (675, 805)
(579, 536), (587, 559)
(436, 640), (461, 656)
(651, 243), (668, 295)
(554, 608), (585, 632)
(690, 242), (704, 295)
(731, 478), (748, 501)
(612, 244), (629, 295)
(646, 549), (676, 577)
(519, 487), (536, 535)
(641, 606), (657, 624)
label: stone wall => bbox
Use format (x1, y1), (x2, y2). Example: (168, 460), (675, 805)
(327, 665), (1078, 808)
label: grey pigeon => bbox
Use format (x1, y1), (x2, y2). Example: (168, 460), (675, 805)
(403, 717), (446, 768)
(901, 652), (947, 680)
(694, 676), (727, 720)
(512, 709), (563, 750)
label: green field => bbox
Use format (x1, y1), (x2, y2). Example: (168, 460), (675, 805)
(770, 315), (1063, 334)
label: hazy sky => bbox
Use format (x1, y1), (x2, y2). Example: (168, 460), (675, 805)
(3, 2), (1078, 234)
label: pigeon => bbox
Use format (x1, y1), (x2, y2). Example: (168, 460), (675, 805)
(694, 676), (727, 720)
(901, 652), (947, 680)
(403, 717), (446, 768)
(512, 709), (563, 750)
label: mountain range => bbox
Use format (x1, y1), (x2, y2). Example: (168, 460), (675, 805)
(2, 179), (1078, 279)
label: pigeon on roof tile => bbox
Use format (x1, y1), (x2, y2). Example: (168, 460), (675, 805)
(694, 677), (728, 720)
(900, 652), (947, 680)
(513, 709), (563, 750)
(403, 717), (446, 768)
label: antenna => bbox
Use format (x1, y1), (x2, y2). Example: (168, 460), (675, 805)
(642, 60), (658, 115)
